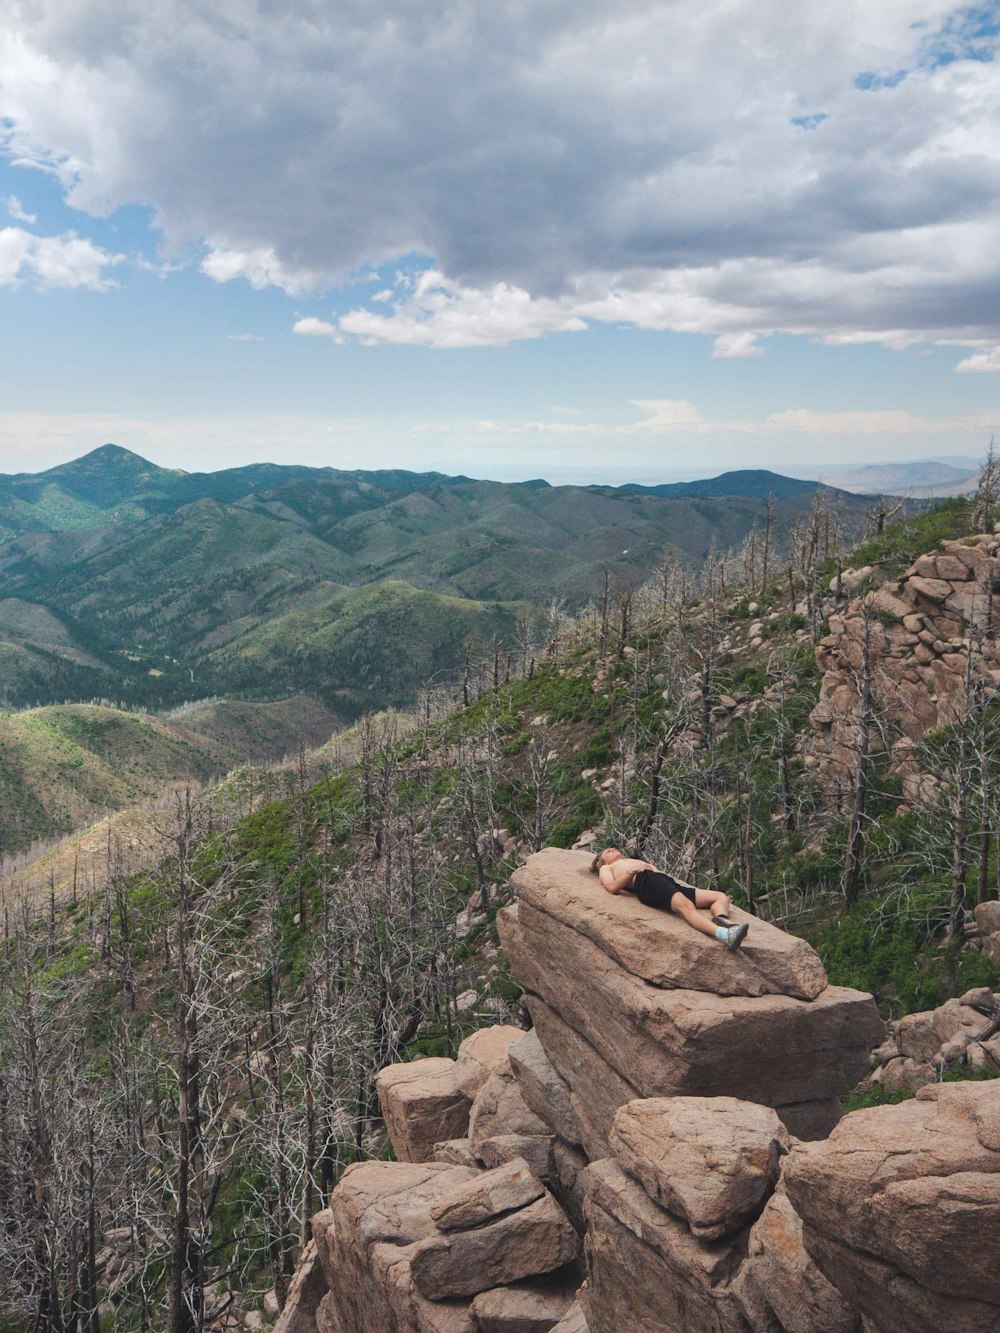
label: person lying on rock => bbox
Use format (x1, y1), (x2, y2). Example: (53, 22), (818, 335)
(590, 848), (749, 951)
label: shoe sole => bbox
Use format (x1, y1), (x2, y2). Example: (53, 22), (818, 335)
(727, 924), (749, 952)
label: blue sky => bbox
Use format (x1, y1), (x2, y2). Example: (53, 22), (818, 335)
(1, 0), (999, 483)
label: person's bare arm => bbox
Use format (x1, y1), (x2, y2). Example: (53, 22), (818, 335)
(598, 864), (622, 894)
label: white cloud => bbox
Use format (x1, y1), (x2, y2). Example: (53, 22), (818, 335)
(0, 1), (999, 357)
(712, 332), (764, 359)
(0, 226), (121, 289)
(5, 194), (35, 223)
(954, 346), (1000, 374)
(337, 271), (586, 349)
(226, 332), (263, 341)
(292, 316), (340, 339)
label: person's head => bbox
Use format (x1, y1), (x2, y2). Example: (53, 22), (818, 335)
(590, 847), (622, 873)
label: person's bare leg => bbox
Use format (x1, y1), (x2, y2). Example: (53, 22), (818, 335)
(695, 888), (731, 920)
(670, 893), (720, 937)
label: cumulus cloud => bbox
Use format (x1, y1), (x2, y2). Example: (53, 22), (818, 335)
(1, 1), (999, 353)
(954, 346), (1000, 373)
(0, 226), (121, 288)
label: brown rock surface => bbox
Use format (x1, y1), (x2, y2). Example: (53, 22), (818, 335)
(273, 1239), (326, 1333)
(313, 1163), (479, 1331)
(811, 536), (1000, 792)
(470, 1277), (579, 1331)
(469, 1060), (550, 1157)
(523, 995), (641, 1160)
(375, 1058), (470, 1163)
(454, 1025), (526, 1100)
(784, 1082), (1000, 1332)
(511, 849), (827, 1000)
(499, 903), (883, 1111)
(609, 1096), (789, 1240)
(735, 1184), (860, 1333)
(775, 1096), (843, 1141)
(478, 1133), (555, 1181)
(508, 1029), (582, 1146)
(433, 1138), (479, 1168)
(409, 1192), (580, 1300)
(547, 1303), (588, 1333)
(581, 1158), (749, 1333)
(975, 900), (1000, 934)
(430, 1159), (543, 1232)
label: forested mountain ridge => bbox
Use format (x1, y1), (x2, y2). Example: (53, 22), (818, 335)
(0, 491), (996, 1331)
(0, 446), (875, 712)
(0, 694), (341, 858)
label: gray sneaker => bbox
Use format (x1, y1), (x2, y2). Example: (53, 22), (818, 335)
(723, 923), (749, 952)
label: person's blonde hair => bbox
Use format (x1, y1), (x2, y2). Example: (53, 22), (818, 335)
(590, 850), (608, 874)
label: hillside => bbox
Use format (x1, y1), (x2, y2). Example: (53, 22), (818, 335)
(0, 694), (339, 857)
(0, 447), (878, 712)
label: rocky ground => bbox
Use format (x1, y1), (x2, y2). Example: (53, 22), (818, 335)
(270, 849), (999, 1333)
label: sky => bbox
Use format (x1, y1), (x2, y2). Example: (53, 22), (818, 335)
(0, 0), (999, 484)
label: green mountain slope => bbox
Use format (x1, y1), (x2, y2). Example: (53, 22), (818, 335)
(0, 695), (340, 856)
(0, 446), (876, 713)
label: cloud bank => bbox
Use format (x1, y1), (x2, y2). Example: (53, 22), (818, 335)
(1, 1), (999, 355)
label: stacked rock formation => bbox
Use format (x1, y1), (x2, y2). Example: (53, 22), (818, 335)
(274, 848), (1000, 1332)
(496, 848), (883, 1149)
(811, 532), (1000, 797)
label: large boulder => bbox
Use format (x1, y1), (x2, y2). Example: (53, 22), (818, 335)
(510, 849), (827, 1000)
(499, 902), (882, 1142)
(580, 1158), (749, 1333)
(375, 1058), (470, 1163)
(608, 1097), (789, 1240)
(313, 1157), (580, 1332)
(430, 1159), (543, 1232)
(409, 1193), (580, 1300)
(784, 1082), (1000, 1333)
(454, 1025), (526, 1100)
(273, 1240), (326, 1333)
(313, 1163), (478, 1331)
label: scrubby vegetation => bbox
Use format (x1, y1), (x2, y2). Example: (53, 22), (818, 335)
(1, 484), (997, 1331)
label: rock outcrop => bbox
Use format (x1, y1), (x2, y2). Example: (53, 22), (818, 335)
(811, 533), (1000, 797)
(498, 849), (883, 1155)
(865, 986), (1000, 1093)
(276, 846), (1000, 1333)
(784, 1081), (1000, 1333)
(311, 1159), (580, 1331)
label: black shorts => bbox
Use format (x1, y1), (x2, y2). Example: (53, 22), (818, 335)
(632, 869), (697, 912)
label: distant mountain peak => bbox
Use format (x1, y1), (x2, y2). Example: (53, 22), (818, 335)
(58, 443), (162, 471)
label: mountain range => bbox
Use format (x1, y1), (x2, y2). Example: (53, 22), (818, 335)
(0, 445), (875, 714)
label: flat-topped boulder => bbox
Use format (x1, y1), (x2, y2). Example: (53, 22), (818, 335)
(375, 1057), (470, 1163)
(511, 849), (827, 1000)
(609, 1097), (789, 1241)
(500, 903), (882, 1113)
(784, 1082), (1000, 1333)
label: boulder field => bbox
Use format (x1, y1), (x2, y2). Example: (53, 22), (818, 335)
(274, 849), (999, 1333)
